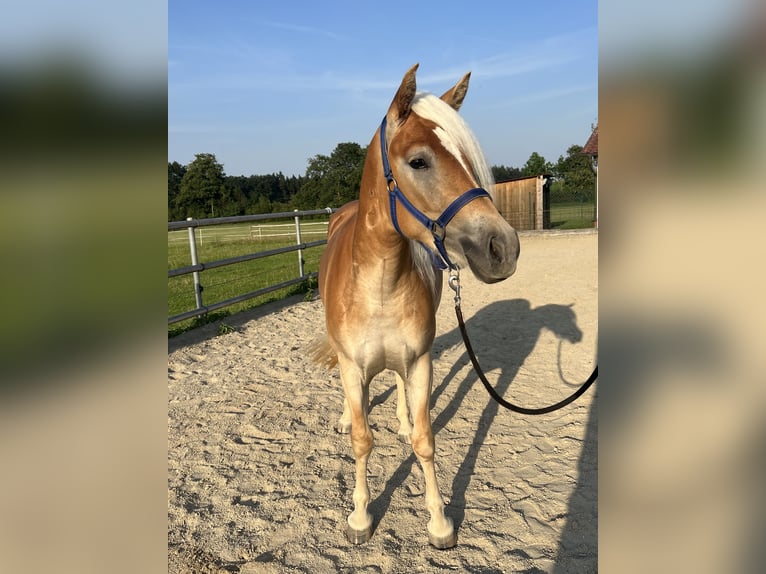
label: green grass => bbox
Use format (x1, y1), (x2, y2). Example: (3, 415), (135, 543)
(168, 220), (328, 336)
(548, 202), (596, 230)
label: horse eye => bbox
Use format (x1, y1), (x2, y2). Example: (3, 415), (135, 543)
(408, 158), (428, 170)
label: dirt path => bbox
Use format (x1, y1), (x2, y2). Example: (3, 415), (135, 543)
(168, 230), (598, 573)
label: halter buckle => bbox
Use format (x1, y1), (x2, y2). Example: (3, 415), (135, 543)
(448, 268), (461, 306)
(431, 221), (446, 241)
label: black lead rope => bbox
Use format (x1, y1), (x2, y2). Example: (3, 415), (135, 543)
(450, 273), (597, 415)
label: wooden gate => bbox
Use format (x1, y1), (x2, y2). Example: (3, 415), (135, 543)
(493, 175), (550, 230)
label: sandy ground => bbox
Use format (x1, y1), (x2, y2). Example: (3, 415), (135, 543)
(168, 230), (598, 573)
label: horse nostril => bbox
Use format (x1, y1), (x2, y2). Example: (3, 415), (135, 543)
(489, 236), (503, 263)
(488, 231), (520, 268)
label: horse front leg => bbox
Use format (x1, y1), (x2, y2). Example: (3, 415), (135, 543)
(338, 359), (374, 544)
(408, 354), (456, 549)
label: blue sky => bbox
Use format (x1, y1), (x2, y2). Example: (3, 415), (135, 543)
(169, 1), (597, 177)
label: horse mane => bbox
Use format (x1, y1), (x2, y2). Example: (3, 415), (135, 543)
(409, 241), (441, 308)
(410, 93), (496, 196)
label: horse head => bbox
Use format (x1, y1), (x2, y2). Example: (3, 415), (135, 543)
(379, 63), (520, 283)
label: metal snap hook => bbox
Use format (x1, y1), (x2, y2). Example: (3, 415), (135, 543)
(448, 269), (461, 306)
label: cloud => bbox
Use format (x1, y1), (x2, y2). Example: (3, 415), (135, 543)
(488, 84), (596, 109)
(170, 23), (593, 99)
(263, 21), (344, 41)
(172, 50), (581, 97)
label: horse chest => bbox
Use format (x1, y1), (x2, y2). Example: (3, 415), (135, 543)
(347, 301), (434, 376)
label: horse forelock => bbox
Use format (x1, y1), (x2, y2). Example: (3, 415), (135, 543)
(410, 93), (495, 196)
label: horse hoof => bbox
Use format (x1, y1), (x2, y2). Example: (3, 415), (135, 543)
(336, 422), (351, 434)
(397, 432), (412, 444)
(428, 530), (457, 550)
(346, 524), (373, 545)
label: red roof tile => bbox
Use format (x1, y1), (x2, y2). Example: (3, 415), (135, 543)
(582, 124), (598, 155)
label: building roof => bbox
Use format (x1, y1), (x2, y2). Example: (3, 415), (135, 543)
(495, 173), (553, 184)
(582, 124), (598, 156)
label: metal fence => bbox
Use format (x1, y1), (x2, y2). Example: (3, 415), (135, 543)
(545, 204), (597, 228)
(168, 208), (335, 325)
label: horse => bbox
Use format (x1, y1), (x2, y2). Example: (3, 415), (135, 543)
(311, 63), (520, 549)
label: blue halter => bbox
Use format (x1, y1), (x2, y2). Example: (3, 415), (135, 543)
(379, 115), (491, 270)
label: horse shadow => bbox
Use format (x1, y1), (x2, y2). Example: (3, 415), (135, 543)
(367, 298), (596, 567)
(429, 300), (589, 527)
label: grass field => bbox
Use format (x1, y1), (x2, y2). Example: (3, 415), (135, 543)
(168, 220), (329, 336)
(548, 202), (596, 229)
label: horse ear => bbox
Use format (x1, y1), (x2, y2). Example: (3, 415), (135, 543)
(386, 63), (419, 128)
(441, 71), (471, 111)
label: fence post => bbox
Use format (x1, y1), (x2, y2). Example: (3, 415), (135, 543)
(187, 217), (204, 310)
(294, 210), (305, 277)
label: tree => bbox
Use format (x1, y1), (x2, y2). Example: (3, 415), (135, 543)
(492, 164), (522, 182)
(219, 180), (248, 216)
(175, 153), (226, 219)
(553, 145), (595, 202)
(521, 152), (553, 177)
(168, 161), (187, 220)
(292, 142), (367, 209)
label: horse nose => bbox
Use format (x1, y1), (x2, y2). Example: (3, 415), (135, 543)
(488, 228), (519, 270)
(490, 229), (519, 259)
(512, 229), (520, 259)
(488, 235), (505, 265)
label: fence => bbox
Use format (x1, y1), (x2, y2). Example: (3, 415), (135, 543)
(545, 204), (596, 229)
(249, 221), (329, 240)
(168, 208), (335, 325)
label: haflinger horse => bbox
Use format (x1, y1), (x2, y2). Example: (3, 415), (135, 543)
(312, 64), (520, 549)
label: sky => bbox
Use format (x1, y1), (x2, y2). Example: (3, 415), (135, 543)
(169, 0), (597, 177)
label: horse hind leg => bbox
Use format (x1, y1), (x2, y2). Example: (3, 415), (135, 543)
(340, 374), (410, 442)
(336, 397), (352, 434)
(394, 373), (412, 444)
(309, 335), (353, 434)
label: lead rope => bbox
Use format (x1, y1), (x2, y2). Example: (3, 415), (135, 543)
(449, 269), (597, 415)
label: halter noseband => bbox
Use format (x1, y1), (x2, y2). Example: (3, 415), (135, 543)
(379, 115), (491, 271)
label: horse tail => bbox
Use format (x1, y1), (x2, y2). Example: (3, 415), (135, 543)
(308, 334), (338, 370)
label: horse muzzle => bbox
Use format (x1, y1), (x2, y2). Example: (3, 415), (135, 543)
(459, 225), (519, 283)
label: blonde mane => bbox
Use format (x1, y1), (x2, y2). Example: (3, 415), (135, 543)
(411, 93), (495, 196)
(409, 241), (441, 309)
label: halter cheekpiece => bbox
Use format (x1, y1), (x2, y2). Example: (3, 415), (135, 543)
(379, 115), (491, 270)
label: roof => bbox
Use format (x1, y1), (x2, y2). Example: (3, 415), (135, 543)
(495, 174), (553, 184)
(581, 124), (598, 156)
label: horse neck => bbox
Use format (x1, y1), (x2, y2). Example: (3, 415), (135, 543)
(357, 142), (409, 248)
(352, 135), (442, 307)
(353, 138), (412, 269)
